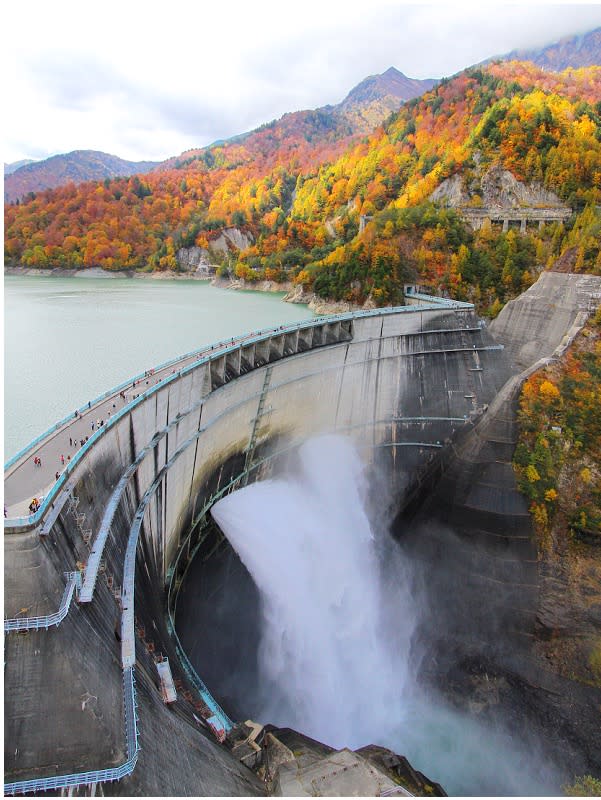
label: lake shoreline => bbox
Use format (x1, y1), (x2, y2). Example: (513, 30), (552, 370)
(5, 272), (315, 459)
(4, 266), (365, 315)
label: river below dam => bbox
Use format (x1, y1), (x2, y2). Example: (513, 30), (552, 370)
(3, 274), (313, 460)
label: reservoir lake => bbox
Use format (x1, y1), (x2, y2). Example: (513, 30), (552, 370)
(4, 274), (313, 460)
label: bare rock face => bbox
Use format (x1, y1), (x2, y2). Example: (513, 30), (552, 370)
(430, 173), (470, 206)
(176, 246), (212, 270)
(431, 164), (566, 209)
(480, 164), (564, 208)
(177, 227), (254, 270)
(210, 227), (254, 254)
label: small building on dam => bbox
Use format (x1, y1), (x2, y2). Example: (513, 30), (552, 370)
(4, 274), (601, 795)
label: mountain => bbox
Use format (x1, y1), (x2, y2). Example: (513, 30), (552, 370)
(5, 47), (601, 314)
(4, 159), (36, 175)
(340, 66), (436, 128)
(497, 27), (601, 70)
(338, 67), (437, 111)
(4, 150), (160, 204)
(5, 67), (432, 205)
(162, 66), (435, 172)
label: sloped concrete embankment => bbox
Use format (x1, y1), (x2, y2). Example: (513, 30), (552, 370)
(396, 270), (601, 780)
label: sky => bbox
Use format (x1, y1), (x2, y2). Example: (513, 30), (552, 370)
(3, 0), (601, 165)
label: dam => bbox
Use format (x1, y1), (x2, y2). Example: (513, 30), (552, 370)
(4, 276), (601, 795)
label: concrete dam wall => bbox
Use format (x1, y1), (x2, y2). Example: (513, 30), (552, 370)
(4, 285), (567, 796)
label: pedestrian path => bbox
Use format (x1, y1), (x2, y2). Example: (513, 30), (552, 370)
(4, 336), (252, 519)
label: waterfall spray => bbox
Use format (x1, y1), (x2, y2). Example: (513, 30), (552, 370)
(210, 434), (562, 795)
(211, 434), (415, 748)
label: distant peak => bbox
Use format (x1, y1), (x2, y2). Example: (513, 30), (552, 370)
(340, 67), (437, 110)
(383, 66), (405, 77)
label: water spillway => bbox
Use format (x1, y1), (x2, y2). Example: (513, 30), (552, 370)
(5, 279), (600, 795)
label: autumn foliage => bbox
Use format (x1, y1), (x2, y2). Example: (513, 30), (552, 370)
(5, 62), (601, 313)
(514, 309), (601, 542)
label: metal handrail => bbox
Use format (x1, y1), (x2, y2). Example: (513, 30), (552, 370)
(122, 467), (234, 732)
(4, 572), (81, 632)
(79, 434), (162, 603)
(4, 667), (140, 796)
(3, 323), (310, 471)
(4, 295), (472, 474)
(5, 302), (479, 531)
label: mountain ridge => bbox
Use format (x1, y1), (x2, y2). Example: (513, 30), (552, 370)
(492, 26), (601, 70)
(161, 66), (436, 172)
(4, 150), (160, 204)
(4, 67), (436, 203)
(4, 159), (36, 175)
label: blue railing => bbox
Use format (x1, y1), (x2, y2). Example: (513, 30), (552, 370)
(5, 296), (476, 535)
(4, 667), (140, 796)
(4, 572), (81, 632)
(6, 298), (479, 534)
(120, 444), (233, 732)
(4, 294), (472, 474)
(3, 321), (312, 472)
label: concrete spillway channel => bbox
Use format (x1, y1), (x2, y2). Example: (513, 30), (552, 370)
(5, 277), (594, 796)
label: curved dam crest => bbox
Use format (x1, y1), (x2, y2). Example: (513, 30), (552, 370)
(4, 276), (601, 795)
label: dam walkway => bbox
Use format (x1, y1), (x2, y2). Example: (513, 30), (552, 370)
(5, 274), (601, 796)
(5, 289), (491, 795)
(4, 291), (472, 526)
(4, 328), (288, 518)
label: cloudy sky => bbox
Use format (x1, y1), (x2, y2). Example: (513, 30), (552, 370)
(3, 0), (601, 165)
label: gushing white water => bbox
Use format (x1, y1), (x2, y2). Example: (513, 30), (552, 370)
(210, 434), (564, 795)
(211, 434), (415, 749)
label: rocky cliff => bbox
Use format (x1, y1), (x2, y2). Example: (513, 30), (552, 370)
(431, 163), (568, 209)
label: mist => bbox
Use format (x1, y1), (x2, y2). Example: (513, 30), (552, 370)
(211, 434), (562, 795)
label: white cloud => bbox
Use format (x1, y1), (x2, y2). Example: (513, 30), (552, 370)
(3, 0), (601, 163)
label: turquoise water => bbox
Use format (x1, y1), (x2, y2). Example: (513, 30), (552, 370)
(4, 274), (313, 460)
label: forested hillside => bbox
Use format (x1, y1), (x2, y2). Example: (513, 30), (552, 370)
(4, 151), (160, 204)
(5, 61), (601, 315)
(514, 310), (601, 688)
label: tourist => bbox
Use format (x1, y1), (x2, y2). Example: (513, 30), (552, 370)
(55, 471), (60, 481)
(91, 421), (95, 431)
(60, 454), (65, 465)
(69, 436), (73, 447)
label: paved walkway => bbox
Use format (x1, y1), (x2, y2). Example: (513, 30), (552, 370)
(4, 333), (264, 519)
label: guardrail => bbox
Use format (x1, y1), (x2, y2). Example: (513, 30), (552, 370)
(4, 572), (81, 632)
(120, 445), (233, 733)
(5, 298), (473, 531)
(4, 294), (472, 474)
(4, 666), (140, 796)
